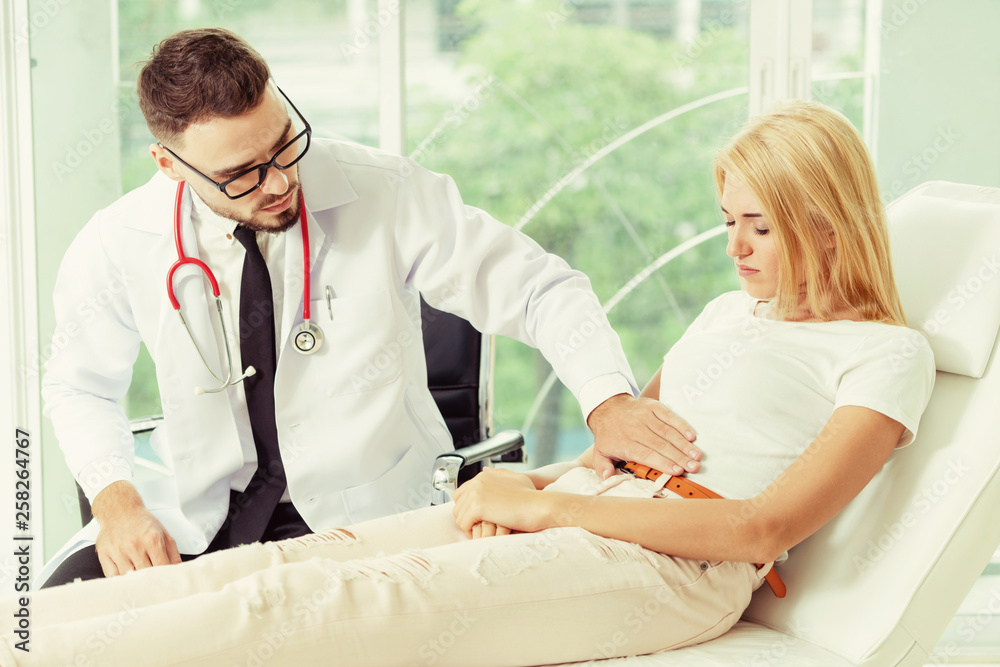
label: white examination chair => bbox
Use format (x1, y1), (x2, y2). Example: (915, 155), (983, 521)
(550, 181), (1000, 667)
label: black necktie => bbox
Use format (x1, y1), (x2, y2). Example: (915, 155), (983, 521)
(210, 226), (286, 549)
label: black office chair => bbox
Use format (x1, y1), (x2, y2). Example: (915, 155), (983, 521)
(77, 299), (525, 524)
(419, 298), (525, 503)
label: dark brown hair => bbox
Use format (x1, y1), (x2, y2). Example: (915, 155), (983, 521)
(137, 28), (271, 147)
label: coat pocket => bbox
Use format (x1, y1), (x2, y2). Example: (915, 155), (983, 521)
(307, 288), (405, 396)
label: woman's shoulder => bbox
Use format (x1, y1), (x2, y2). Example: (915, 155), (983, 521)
(849, 322), (935, 373)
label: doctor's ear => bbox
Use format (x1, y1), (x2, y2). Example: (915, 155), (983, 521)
(150, 143), (184, 182)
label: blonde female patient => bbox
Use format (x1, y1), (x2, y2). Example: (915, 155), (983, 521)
(1, 101), (935, 666)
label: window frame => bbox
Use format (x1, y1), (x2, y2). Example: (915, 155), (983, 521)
(1, 0), (45, 555)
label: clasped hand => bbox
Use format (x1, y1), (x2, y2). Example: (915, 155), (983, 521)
(452, 468), (546, 539)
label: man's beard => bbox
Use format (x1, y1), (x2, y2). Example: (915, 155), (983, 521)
(206, 184), (302, 234)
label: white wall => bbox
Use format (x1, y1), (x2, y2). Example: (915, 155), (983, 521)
(876, 0), (1000, 201)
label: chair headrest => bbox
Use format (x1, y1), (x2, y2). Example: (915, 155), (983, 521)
(888, 181), (1000, 378)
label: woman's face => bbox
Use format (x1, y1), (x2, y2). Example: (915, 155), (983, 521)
(722, 175), (781, 301)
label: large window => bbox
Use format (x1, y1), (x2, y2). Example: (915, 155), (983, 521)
(811, 0), (867, 132)
(406, 0), (750, 466)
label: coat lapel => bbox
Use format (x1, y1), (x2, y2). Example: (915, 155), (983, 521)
(278, 151), (358, 355)
(129, 174), (227, 391)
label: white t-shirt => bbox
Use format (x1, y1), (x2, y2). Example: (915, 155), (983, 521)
(658, 290), (936, 501)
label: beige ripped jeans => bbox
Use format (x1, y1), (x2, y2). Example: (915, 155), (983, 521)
(0, 468), (766, 667)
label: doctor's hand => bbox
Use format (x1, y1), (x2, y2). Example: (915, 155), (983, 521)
(587, 394), (701, 481)
(453, 468), (549, 537)
(92, 481), (182, 577)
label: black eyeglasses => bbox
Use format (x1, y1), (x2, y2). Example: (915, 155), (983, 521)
(159, 86), (312, 200)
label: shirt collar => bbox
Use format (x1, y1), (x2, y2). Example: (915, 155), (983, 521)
(188, 187), (240, 241)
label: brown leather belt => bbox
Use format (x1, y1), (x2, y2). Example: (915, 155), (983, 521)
(616, 461), (786, 598)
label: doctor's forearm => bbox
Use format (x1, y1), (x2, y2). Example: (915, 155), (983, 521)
(91, 480), (147, 523)
(540, 492), (778, 564)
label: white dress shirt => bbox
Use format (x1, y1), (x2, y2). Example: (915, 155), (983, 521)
(187, 190), (291, 499)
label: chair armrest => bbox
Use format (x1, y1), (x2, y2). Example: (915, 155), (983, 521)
(129, 415), (164, 434)
(430, 430), (525, 505)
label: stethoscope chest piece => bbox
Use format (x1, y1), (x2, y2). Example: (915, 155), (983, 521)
(293, 321), (324, 355)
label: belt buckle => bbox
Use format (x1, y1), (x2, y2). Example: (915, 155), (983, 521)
(613, 460), (661, 481)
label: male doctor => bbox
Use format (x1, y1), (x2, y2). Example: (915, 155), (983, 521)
(40, 28), (702, 587)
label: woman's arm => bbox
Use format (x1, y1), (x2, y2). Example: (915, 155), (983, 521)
(454, 405), (904, 564)
(470, 365), (689, 535)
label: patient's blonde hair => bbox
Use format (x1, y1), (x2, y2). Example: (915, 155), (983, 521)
(714, 100), (905, 325)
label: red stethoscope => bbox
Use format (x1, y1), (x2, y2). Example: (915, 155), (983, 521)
(166, 180), (324, 396)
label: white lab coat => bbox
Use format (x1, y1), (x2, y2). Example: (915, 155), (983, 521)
(39, 138), (637, 580)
